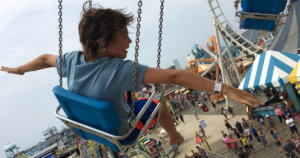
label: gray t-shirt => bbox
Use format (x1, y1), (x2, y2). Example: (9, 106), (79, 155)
(56, 51), (148, 135)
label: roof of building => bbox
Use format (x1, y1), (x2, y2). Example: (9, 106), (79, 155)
(269, 0), (300, 53)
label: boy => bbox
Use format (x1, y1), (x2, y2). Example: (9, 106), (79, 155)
(1, 4), (262, 148)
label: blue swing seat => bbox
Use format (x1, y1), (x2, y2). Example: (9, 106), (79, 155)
(52, 86), (143, 152)
(240, 0), (287, 31)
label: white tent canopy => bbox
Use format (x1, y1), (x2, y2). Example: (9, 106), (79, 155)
(239, 51), (300, 90)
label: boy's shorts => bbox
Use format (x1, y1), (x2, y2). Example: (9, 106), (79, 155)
(126, 98), (159, 141)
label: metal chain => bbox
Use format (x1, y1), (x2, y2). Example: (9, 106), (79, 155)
(157, 0), (164, 69)
(58, 0), (63, 87)
(88, 0), (92, 9)
(130, 0), (143, 127)
(155, 0), (164, 91)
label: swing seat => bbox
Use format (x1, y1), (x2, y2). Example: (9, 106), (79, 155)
(237, 0), (288, 31)
(252, 106), (277, 118)
(53, 86), (162, 153)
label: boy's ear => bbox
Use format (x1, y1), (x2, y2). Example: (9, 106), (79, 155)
(98, 39), (106, 48)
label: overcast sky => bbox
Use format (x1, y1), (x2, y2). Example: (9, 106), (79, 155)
(0, 0), (239, 156)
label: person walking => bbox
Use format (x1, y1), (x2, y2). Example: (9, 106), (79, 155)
(242, 118), (249, 129)
(250, 125), (260, 142)
(199, 125), (206, 138)
(258, 129), (269, 149)
(222, 133), (231, 152)
(246, 135), (256, 154)
(193, 108), (200, 120)
(266, 115), (277, 130)
(257, 115), (266, 129)
(228, 106), (235, 118)
(233, 128), (243, 145)
(283, 139), (298, 158)
(224, 119), (233, 132)
(199, 101), (208, 112)
(195, 132), (204, 147)
(228, 134), (239, 155)
(238, 135), (251, 154)
(244, 127), (253, 143)
(275, 106), (285, 124)
(238, 147), (249, 158)
(221, 107), (229, 120)
(179, 113), (185, 124)
(286, 115), (300, 137)
(210, 100), (217, 112)
(291, 135), (300, 155)
(284, 107), (292, 118)
(235, 121), (244, 134)
(270, 130), (282, 150)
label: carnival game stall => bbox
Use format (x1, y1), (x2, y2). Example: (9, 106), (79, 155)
(238, 51), (300, 117)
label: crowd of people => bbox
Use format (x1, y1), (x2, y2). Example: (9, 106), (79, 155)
(218, 111), (300, 158)
(143, 83), (300, 158)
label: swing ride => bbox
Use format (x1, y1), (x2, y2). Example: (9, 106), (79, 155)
(53, 0), (166, 155)
(50, 0), (298, 156)
(235, 0), (291, 32)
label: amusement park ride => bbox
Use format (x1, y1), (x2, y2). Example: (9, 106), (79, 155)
(185, 0), (292, 107)
(51, 0), (292, 156)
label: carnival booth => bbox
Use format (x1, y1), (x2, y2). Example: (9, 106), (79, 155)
(238, 51), (300, 117)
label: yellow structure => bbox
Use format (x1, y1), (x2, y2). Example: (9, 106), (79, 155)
(288, 61), (300, 83)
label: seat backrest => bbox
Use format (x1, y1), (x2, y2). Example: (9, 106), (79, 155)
(242, 0), (287, 14)
(52, 86), (121, 151)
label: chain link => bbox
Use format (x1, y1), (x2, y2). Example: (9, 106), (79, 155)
(157, 0), (164, 69)
(89, 0), (92, 9)
(58, 0), (63, 87)
(130, 0), (143, 127)
(155, 0), (164, 91)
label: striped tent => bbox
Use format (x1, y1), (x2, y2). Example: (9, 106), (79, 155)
(238, 51), (300, 90)
(288, 60), (300, 83)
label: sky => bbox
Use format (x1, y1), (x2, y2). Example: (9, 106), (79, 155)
(0, 0), (239, 157)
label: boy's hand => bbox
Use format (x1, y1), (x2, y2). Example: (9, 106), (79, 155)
(0, 66), (24, 75)
(222, 85), (264, 108)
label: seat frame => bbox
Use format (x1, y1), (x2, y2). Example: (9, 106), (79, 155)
(236, 11), (288, 31)
(54, 87), (164, 155)
(234, 0), (291, 31)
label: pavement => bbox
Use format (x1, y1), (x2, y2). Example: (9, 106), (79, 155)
(132, 93), (300, 158)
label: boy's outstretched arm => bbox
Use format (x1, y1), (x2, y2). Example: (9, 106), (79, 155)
(1, 54), (57, 75)
(142, 68), (264, 107)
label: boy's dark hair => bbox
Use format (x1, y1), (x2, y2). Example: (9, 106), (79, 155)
(79, 2), (134, 59)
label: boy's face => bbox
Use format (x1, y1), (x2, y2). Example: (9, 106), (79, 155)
(106, 27), (132, 59)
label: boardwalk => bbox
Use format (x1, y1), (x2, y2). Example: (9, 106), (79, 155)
(132, 93), (300, 158)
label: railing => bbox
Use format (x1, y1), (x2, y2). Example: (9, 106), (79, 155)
(207, 0), (266, 57)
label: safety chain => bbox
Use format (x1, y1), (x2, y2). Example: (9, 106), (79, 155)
(58, 0), (63, 87)
(157, 0), (164, 69)
(155, 0), (164, 91)
(88, 0), (92, 9)
(130, 0), (143, 127)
